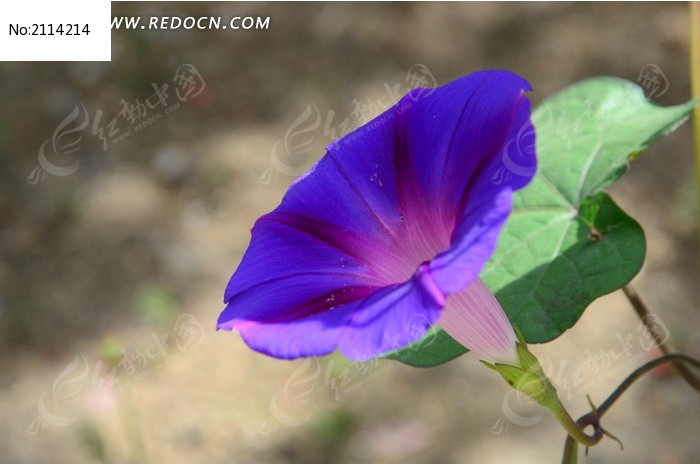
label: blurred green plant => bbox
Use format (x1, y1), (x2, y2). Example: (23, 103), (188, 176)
(135, 284), (178, 326)
(76, 420), (108, 462)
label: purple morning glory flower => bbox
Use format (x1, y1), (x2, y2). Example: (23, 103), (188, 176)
(218, 70), (536, 364)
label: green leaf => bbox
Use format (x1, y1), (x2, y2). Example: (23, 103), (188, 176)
(388, 77), (695, 367)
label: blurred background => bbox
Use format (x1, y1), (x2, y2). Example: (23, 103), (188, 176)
(1, 2), (699, 463)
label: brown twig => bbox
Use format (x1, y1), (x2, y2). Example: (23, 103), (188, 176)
(622, 285), (700, 391)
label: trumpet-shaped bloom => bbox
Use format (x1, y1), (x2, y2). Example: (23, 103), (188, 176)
(217, 70), (536, 363)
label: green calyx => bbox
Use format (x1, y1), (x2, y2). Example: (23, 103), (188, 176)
(481, 327), (558, 409)
(482, 328), (602, 448)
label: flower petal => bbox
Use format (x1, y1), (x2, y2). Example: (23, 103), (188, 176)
(228, 266), (443, 360)
(219, 217), (383, 328)
(393, 71), (534, 219)
(338, 264), (444, 361)
(422, 77), (536, 294)
(223, 213), (388, 304)
(232, 303), (357, 360)
(218, 70), (535, 360)
(439, 278), (518, 365)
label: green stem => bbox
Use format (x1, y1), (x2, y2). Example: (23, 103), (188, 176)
(560, 353), (700, 464)
(561, 438), (578, 464)
(692, 1), (700, 244)
(545, 395), (601, 448)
